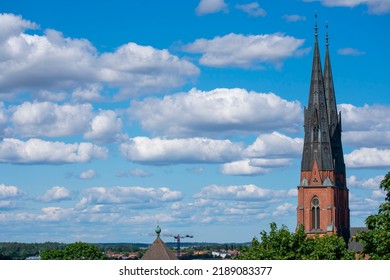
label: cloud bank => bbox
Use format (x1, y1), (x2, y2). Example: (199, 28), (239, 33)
(130, 88), (302, 137)
(305, 0), (390, 14)
(195, 0), (228, 15)
(0, 13), (199, 100)
(0, 138), (107, 164)
(183, 33), (306, 68)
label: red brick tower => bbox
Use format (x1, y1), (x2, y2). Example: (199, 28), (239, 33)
(297, 18), (350, 242)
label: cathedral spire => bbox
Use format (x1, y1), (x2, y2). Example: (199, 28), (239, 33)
(301, 14), (333, 174)
(324, 21), (337, 130)
(323, 21), (347, 188)
(297, 17), (350, 241)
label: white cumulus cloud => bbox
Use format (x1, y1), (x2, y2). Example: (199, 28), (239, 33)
(97, 43), (199, 99)
(4, 102), (126, 142)
(129, 168), (152, 177)
(38, 186), (72, 202)
(309, 0), (390, 14)
(337, 48), (365, 56)
(84, 110), (123, 143)
(0, 184), (25, 210)
(79, 169), (97, 179)
(130, 88), (302, 137)
(36, 207), (74, 222)
(339, 104), (390, 131)
(347, 175), (384, 189)
(11, 101), (93, 137)
(343, 131), (390, 148)
(193, 184), (286, 201)
(77, 186), (182, 208)
(195, 0), (228, 15)
(282, 14), (306, 22)
(72, 84), (103, 102)
(345, 148), (390, 168)
(220, 159), (270, 176)
(339, 104), (390, 148)
(120, 137), (242, 165)
(244, 132), (303, 158)
(0, 184), (25, 199)
(0, 138), (108, 164)
(272, 203), (296, 216)
(183, 33), (306, 68)
(236, 2), (266, 17)
(0, 26), (97, 95)
(221, 157), (293, 176)
(0, 13), (38, 41)
(0, 13), (199, 100)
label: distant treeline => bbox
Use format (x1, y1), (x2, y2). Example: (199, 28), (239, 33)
(0, 242), (249, 260)
(0, 242), (66, 260)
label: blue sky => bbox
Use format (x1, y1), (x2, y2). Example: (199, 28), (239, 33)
(0, 0), (389, 243)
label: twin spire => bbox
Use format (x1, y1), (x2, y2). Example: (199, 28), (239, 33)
(300, 14), (346, 189)
(297, 15), (349, 240)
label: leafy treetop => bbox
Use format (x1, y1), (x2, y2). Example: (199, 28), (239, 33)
(238, 222), (354, 260)
(356, 171), (390, 260)
(40, 241), (104, 260)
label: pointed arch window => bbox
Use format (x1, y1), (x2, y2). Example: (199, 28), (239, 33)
(311, 197), (320, 230)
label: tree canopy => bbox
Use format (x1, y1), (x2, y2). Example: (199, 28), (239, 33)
(238, 222), (354, 260)
(40, 241), (104, 260)
(356, 171), (390, 259)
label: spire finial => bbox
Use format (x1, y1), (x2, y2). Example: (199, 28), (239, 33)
(314, 11), (318, 38)
(326, 20), (329, 47)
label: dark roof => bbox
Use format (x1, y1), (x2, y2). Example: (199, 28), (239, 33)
(348, 227), (368, 252)
(141, 236), (178, 260)
(350, 227), (368, 236)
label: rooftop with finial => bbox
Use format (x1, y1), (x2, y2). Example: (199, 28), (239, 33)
(155, 225), (161, 237)
(314, 11), (318, 37)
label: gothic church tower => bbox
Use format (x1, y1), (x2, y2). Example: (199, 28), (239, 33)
(297, 18), (350, 242)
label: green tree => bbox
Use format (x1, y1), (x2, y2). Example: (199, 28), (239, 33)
(239, 223), (302, 260)
(0, 242), (65, 259)
(238, 222), (354, 260)
(40, 249), (65, 260)
(307, 234), (354, 260)
(41, 242), (104, 260)
(356, 172), (390, 259)
(63, 242), (104, 260)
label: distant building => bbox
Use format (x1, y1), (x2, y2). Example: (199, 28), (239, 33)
(297, 17), (350, 243)
(211, 250), (237, 259)
(26, 255), (41, 260)
(141, 225), (178, 260)
(211, 251), (227, 258)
